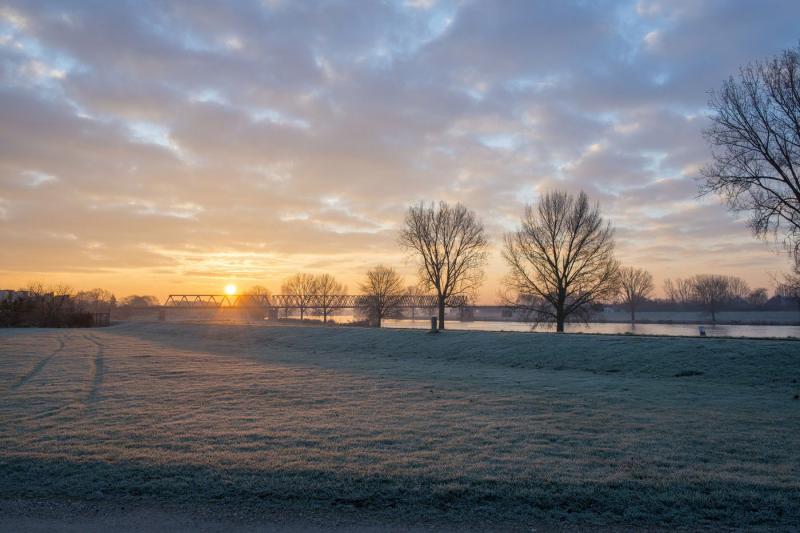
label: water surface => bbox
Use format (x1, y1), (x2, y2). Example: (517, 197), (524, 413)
(381, 319), (800, 338)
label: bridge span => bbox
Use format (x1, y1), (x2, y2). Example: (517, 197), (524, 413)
(162, 294), (466, 309)
(120, 295), (515, 322)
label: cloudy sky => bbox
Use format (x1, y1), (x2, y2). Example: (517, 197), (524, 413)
(1, 0), (799, 301)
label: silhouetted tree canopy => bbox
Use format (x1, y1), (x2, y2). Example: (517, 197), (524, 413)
(281, 273), (318, 320)
(245, 285), (271, 297)
(503, 190), (620, 332)
(399, 201), (487, 330)
(691, 274), (750, 322)
(664, 278), (695, 305)
(359, 265), (404, 327)
(618, 266), (654, 324)
(702, 44), (800, 268)
(119, 295), (160, 307)
(314, 273), (346, 323)
(75, 288), (116, 312)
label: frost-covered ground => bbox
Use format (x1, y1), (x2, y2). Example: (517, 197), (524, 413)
(0, 323), (798, 531)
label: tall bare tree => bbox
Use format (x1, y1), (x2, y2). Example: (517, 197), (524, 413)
(314, 273), (345, 324)
(618, 266), (654, 324)
(359, 265), (404, 327)
(664, 278), (695, 305)
(503, 190), (620, 332)
(702, 44), (800, 268)
(281, 273), (317, 320)
(399, 201), (487, 330)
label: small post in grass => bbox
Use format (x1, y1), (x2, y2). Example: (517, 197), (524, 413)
(430, 316), (439, 333)
(698, 326), (706, 337)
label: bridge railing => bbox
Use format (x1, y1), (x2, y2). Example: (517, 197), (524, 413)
(162, 294), (467, 309)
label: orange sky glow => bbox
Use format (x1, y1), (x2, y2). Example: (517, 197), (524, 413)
(1, 1), (798, 303)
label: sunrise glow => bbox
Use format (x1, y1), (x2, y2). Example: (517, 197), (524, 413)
(2, 3), (799, 531)
(0, 1), (797, 302)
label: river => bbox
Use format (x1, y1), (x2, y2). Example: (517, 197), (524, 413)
(380, 319), (800, 338)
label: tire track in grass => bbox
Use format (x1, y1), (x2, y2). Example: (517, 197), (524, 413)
(85, 334), (105, 403)
(9, 402), (80, 423)
(10, 337), (67, 391)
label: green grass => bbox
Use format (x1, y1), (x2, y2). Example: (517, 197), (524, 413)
(0, 323), (798, 530)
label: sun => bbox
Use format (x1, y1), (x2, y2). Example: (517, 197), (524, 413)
(224, 284), (237, 295)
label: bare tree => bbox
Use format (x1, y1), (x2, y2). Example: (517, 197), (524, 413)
(503, 190), (620, 332)
(119, 295), (160, 307)
(241, 284), (271, 306)
(747, 288), (769, 307)
(25, 282), (75, 326)
(281, 273), (318, 320)
(775, 264), (800, 309)
(245, 285), (271, 297)
(664, 278), (695, 305)
(75, 288), (116, 312)
(702, 44), (800, 268)
(399, 201), (487, 330)
(691, 274), (749, 322)
(359, 265), (404, 327)
(726, 276), (750, 302)
(314, 273), (345, 324)
(618, 266), (654, 324)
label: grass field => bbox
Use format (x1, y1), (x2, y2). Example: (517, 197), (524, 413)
(1, 323), (799, 531)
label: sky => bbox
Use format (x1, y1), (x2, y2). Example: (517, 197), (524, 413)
(1, 0), (799, 303)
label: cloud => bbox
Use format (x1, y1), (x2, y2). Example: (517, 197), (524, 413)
(0, 0), (797, 298)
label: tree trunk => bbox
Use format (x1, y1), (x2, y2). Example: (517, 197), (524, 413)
(300, 308), (304, 320)
(630, 306), (636, 324)
(438, 296), (446, 330)
(556, 294), (566, 332)
(376, 315), (382, 328)
(323, 310), (327, 323)
(556, 306), (565, 332)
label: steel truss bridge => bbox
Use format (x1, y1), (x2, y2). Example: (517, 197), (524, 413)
(163, 294), (467, 309)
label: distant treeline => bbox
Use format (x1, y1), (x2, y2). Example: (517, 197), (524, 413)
(0, 284), (161, 328)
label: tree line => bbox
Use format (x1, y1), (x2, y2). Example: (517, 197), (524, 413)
(396, 190), (795, 330)
(0, 283), (117, 327)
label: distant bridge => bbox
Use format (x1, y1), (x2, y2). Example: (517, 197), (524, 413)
(162, 294), (467, 309)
